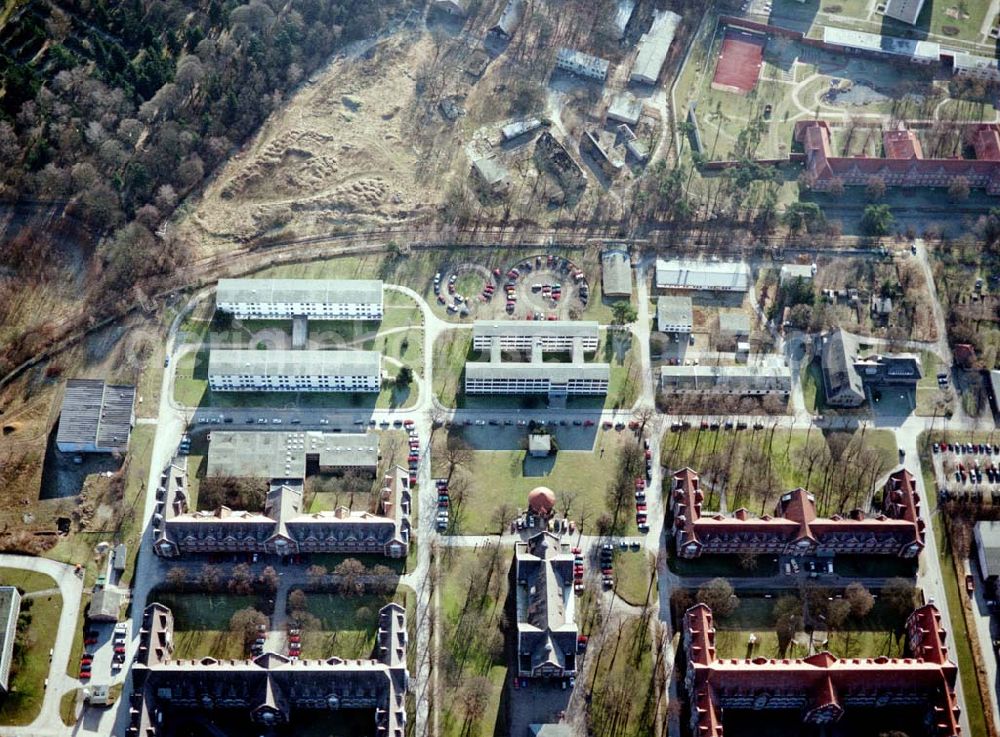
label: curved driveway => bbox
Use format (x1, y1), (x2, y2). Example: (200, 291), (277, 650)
(0, 554), (83, 737)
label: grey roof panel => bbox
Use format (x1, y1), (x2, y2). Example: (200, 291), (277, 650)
(217, 278), (383, 307)
(473, 320), (599, 340)
(56, 379), (135, 452)
(466, 362), (610, 381)
(655, 259), (751, 291)
(207, 431), (379, 479)
(208, 349), (381, 378)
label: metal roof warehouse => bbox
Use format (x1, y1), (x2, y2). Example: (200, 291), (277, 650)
(56, 379), (136, 454)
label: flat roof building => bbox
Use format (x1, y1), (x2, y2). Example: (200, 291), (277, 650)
(56, 379), (135, 455)
(127, 602), (408, 737)
(606, 93), (643, 126)
(0, 587), (21, 693)
(472, 320), (599, 353)
(555, 48), (610, 82)
(216, 278), (383, 321)
(656, 296), (693, 333)
(501, 118), (542, 142)
(975, 521), (1000, 599)
(780, 263), (816, 285)
(630, 9), (682, 85)
(206, 431), (379, 480)
(883, 0), (926, 25)
(821, 27), (940, 63)
(953, 51), (1000, 82)
(601, 249), (633, 297)
(660, 364), (791, 397)
(515, 532), (577, 678)
(465, 362), (610, 397)
(471, 155), (512, 190)
(207, 349), (381, 393)
(655, 259), (751, 292)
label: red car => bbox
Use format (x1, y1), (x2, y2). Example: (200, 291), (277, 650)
(583, 419), (595, 427)
(571, 547), (581, 555)
(636, 503), (647, 513)
(289, 635), (301, 643)
(114, 646), (126, 654)
(79, 671), (91, 679)
(84, 637), (98, 645)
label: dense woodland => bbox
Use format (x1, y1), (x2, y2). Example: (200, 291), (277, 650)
(0, 0), (413, 374)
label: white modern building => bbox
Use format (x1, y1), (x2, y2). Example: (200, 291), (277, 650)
(629, 9), (681, 85)
(779, 263), (816, 286)
(555, 48), (610, 81)
(0, 587), (21, 693)
(465, 362), (609, 397)
(215, 279), (384, 321)
(657, 296), (693, 333)
(655, 259), (751, 292)
(883, 0), (925, 25)
(953, 52), (1000, 82)
(660, 364), (791, 396)
(472, 320), (599, 352)
(207, 350), (381, 392)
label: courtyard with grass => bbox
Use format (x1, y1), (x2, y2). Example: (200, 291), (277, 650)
(146, 591), (263, 659)
(0, 571), (62, 726)
(438, 545), (509, 737)
(289, 588), (414, 661)
(433, 428), (642, 535)
(661, 426), (899, 516)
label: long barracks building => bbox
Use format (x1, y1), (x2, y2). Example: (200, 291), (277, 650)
(207, 349), (381, 393)
(684, 602), (960, 737)
(216, 278), (384, 321)
(669, 467), (924, 559)
(128, 602), (408, 737)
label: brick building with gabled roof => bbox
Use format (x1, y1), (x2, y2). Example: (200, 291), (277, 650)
(683, 602), (960, 737)
(796, 119), (1000, 195)
(668, 468), (924, 559)
(128, 601), (409, 737)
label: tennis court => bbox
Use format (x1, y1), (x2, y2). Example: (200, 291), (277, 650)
(711, 30), (767, 95)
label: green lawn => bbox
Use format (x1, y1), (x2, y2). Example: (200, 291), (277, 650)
(711, 596), (906, 660)
(932, 513), (988, 737)
(292, 588), (413, 660)
(800, 359), (826, 414)
(438, 546), (509, 737)
(0, 572), (61, 726)
(173, 348), (416, 409)
(661, 427), (898, 517)
(434, 430), (639, 535)
(600, 328), (641, 411)
(613, 551), (654, 607)
(914, 351), (953, 417)
(586, 609), (660, 737)
(146, 591), (260, 659)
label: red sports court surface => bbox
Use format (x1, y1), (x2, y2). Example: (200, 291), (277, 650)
(712, 30), (766, 95)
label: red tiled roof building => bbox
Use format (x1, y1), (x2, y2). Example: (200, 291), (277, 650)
(795, 119), (1000, 195)
(683, 602), (961, 737)
(669, 468), (924, 559)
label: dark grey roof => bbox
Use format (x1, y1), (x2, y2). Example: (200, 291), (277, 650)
(56, 379), (135, 452)
(977, 521), (1000, 578)
(820, 329), (864, 403)
(601, 249), (633, 296)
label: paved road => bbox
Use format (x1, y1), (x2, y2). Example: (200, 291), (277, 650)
(0, 555), (83, 737)
(32, 240), (995, 737)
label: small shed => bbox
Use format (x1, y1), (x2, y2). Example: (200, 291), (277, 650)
(113, 544), (127, 573)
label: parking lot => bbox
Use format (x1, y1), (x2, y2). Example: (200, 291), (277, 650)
(932, 440), (1000, 502)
